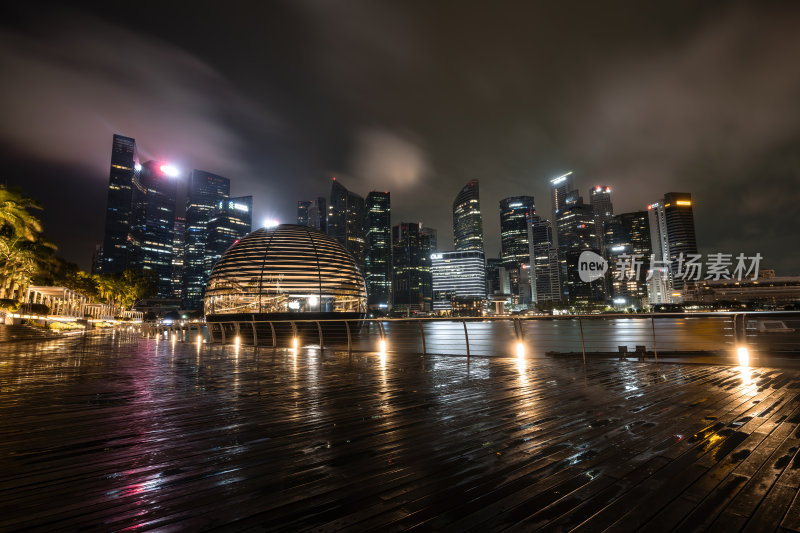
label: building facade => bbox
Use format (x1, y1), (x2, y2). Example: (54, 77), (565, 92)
(431, 251), (486, 314)
(528, 215), (562, 303)
(128, 161), (178, 298)
(296, 200), (311, 226)
(184, 170), (230, 309)
(206, 196), (253, 275)
(453, 179), (484, 252)
(364, 191), (391, 310)
(329, 178), (366, 265)
(99, 134), (137, 274)
(391, 222), (432, 314)
(171, 216), (186, 300)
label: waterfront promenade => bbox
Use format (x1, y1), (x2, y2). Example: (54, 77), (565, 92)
(2, 331), (800, 531)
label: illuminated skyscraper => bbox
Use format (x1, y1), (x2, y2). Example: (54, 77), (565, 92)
(605, 211), (651, 307)
(648, 192), (698, 300)
(308, 197), (327, 233)
(453, 180), (484, 252)
(556, 195), (605, 304)
(392, 222), (432, 314)
(171, 216), (186, 300)
(364, 191), (391, 310)
(500, 196), (535, 267)
(528, 215), (562, 302)
(431, 251), (486, 313)
(421, 227), (438, 253)
(549, 171), (574, 228)
(99, 134), (137, 274)
(590, 185), (613, 251)
(329, 178), (366, 265)
(184, 170), (230, 309)
(297, 200), (311, 226)
(206, 196), (253, 274)
(128, 161), (179, 298)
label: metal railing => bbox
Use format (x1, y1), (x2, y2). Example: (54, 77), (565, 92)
(141, 311), (800, 360)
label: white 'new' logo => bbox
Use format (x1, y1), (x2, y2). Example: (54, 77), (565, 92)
(578, 250), (608, 282)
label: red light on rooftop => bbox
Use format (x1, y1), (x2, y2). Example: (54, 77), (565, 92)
(647, 204), (652, 210)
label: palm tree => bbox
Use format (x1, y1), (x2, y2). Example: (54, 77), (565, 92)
(0, 186), (43, 242)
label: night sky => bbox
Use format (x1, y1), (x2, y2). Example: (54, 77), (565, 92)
(2, 1), (799, 273)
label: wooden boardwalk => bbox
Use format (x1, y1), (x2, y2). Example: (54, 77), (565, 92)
(2, 332), (800, 531)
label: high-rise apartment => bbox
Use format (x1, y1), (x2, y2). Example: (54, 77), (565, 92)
(453, 180), (484, 252)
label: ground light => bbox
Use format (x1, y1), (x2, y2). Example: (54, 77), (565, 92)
(737, 345), (750, 366)
(292, 337), (299, 350)
(379, 339), (387, 354)
(234, 336), (241, 347)
(515, 341), (525, 358)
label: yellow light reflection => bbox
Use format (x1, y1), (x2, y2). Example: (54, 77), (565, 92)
(379, 339), (387, 355)
(737, 346), (750, 366)
(292, 337), (299, 350)
(515, 342), (525, 358)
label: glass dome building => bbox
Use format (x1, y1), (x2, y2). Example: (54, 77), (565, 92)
(204, 224), (367, 320)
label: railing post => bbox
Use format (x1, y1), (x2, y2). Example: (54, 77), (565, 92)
(269, 321), (276, 349)
(316, 321), (324, 350)
(207, 323), (216, 344)
(251, 320), (258, 347)
(418, 320), (426, 355)
(345, 320), (352, 353)
(220, 322), (226, 344)
(463, 320), (470, 358)
(578, 317), (586, 365)
(651, 315), (658, 363)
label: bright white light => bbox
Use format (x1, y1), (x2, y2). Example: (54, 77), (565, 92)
(611, 245), (625, 252)
(515, 342), (525, 358)
(292, 337), (299, 350)
(613, 298), (626, 304)
(159, 164), (180, 177)
(379, 339), (387, 354)
(134, 163), (142, 172)
(196, 334), (202, 344)
(234, 336), (240, 346)
(737, 346), (750, 366)
(288, 301), (300, 310)
(550, 171), (573, 185)
(309, 295), (319, 307)
(264, 219), (279, 228)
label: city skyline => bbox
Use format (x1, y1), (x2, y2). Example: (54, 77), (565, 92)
(2, 2), (799, 274)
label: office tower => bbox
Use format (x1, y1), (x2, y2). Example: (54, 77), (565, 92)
(205, 196), (253, 275)
(421, 227), (438, 253)
(128, 161), (179, 298)
(184, 170), (230, 309)
(171, 216), (186, 300)
(500, 196), (535, 267)
(452, 179), (484, 252)
(528, 215), (562, 302)
(648, 192), (697, 301)
(99, 134), (137, 274)
(431, 251), (486, 314)
(486, 258), (510, 296)
(328, 178), (366, 264)
(605, 211), (651, 307)
(364, 192), (391, 310)
(392, 222), (432, 314)
(549, 171), (574, 228)
(556, 195), (605, 304)
(306, 197), (327, 232)
(500, 196), (535, 304)
(297, 200), (311, 226)
(590, 185), (613, 251)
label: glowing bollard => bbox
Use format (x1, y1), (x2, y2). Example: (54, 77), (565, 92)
(737, 346), (750, 367)
(515, 342), (525, 358)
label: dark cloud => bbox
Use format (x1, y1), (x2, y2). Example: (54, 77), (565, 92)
(1, 1), (799, 273)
